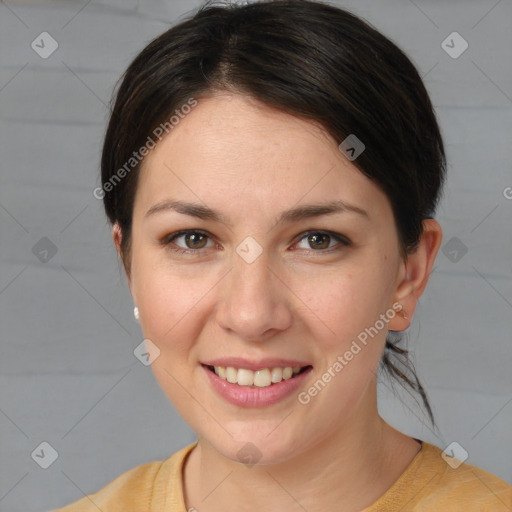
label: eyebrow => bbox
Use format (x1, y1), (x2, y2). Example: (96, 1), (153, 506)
(144, 199), (369, 225)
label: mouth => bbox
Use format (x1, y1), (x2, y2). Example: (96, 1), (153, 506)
(202, 364), (313, 388)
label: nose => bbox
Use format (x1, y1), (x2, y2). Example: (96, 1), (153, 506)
(215, 250), (293, 342)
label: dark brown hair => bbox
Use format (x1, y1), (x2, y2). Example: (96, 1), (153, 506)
(101, 0), (446, 424)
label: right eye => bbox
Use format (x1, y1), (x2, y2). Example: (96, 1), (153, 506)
(161, 230), (216, 255)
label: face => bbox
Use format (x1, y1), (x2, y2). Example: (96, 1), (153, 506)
(126, 93), (408, 464)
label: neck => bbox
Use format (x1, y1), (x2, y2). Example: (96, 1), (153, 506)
(183, 386), (420, 512)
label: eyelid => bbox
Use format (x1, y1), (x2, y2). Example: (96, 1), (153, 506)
(292, 230), (352, 252)
(161, 229), (212, 245)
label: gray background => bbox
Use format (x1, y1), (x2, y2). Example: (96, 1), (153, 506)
(0, 0), (511, 510)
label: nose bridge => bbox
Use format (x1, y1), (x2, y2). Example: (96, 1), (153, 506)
(230, 248), (275, 312)
(232, 249), (272, 298)
(230, 234), (274, 298)
(217, 245), (291, 339)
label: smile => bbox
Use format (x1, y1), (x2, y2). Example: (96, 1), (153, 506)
(206, 365), (312, 388)
(202, 363), (314, 407)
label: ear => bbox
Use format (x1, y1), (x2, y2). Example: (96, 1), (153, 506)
(388, 219), (443, 331)
(112, 222), (132, 283)
(112, 222), (123, 255)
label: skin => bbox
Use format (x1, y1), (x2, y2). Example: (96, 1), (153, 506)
(113, 93), (442, 511)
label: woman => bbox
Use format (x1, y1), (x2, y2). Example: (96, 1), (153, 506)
(55, 0), (512, 510)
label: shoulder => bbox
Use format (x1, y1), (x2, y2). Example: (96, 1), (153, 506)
(52, 460), (163, 511)
(401, 441), (511, 511)
(366, 441), (511, 512)
(52, 443), (196, 511)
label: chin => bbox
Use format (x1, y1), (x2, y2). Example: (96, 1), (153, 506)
(208, 429), (309, 467)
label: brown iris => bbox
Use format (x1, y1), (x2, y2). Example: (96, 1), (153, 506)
(307, 233), (330, 250)
(184, 232), (208, 249)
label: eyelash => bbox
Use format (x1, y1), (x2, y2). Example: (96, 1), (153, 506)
(160, 229), (352, 256)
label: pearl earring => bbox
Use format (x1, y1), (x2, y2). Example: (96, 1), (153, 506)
(134, 306), (140, 321)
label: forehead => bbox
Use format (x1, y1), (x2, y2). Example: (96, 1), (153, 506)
(134, 94), (390, 222)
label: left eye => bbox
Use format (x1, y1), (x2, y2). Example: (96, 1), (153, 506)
(294, 231), (350, 251)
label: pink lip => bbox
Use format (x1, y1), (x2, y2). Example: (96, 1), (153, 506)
(202, 364), (313, 408)
(201, 357), (311, 372)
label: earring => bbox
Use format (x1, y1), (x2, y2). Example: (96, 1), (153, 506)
(134, 306), (140, 321)
(399, 309), (408, 320)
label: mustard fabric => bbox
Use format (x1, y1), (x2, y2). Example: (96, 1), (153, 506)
(53, 441), (512, 511)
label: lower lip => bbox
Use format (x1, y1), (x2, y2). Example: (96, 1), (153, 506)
(202, 365), (313, 408)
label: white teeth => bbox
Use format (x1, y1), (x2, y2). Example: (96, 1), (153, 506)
(271, 367), (283, 383)
(237, 368), (254, 386)
(282, 367), (293, 380)
(210, 365), (306, 387)
(254, 369), (271, 387)
(226, 366), (237, 384)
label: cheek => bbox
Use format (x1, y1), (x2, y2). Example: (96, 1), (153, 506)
(131, 248), (214, 356)
(292, 264), (391, 347)
(295, 269), (390, 412)
(137, 276), (207, 349)
(132, 261), (215, 414)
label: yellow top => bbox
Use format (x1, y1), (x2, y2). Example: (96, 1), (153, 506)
(53, 440), (512, 511)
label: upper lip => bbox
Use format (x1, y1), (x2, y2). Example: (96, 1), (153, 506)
(201, 357), (312, 371)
